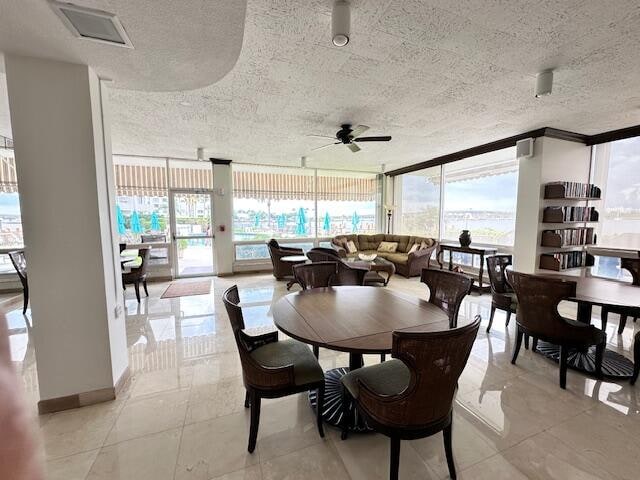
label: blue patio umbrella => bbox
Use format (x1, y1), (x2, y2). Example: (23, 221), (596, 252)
(254, 212), (261, 227)
(116, 205), (126, 235)
(130, 211), (142, 234)
(351, 211), (361, 232)
(295, 208), (307, 235)
(323, 212), (331, 233)
(277, 213), (286, 229)
(150, 211), (160, 231)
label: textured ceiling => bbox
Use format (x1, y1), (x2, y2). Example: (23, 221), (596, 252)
(0, 0), (246, 90)
(1, 0), (640, 172)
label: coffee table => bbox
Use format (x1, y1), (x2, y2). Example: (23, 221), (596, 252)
(345, 256), (395, 286)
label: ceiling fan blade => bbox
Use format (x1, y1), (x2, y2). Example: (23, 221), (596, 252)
(311, 142), (339, 151)
(350, 125), (370, 138)
(353, 136), (392, 142)
(306, 134), (336, 139)
(347, 143), (361, 153)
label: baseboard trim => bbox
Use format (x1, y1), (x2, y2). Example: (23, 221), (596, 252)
(38, 366), (131, 414)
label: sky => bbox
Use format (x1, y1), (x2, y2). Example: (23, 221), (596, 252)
(402, 171), (519, 213)
(603, 137), (640, 209)
(0, 193), (20, 216)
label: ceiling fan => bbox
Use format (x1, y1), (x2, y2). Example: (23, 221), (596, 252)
(308, 124), (392, 153)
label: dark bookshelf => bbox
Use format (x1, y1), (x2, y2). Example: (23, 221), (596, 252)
(540, 228), (595, 248)
(544, 182), (602, 200)
(542, 206), (599, 223)
(539, 252), (595, 272)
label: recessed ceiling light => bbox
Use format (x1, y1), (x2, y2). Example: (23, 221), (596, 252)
(535, 70), (553, 98)
(50, 1), (133, 48)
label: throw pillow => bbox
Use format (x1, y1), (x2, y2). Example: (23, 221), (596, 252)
(419, 240), (430, 250)
(408, 243), (419, 254)
(346, 240), (358, 254)
(377, 241), (398, 253)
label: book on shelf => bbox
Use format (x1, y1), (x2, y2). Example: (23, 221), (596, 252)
(540, 251), (593, 270)
(541, 227), (595, 246)
(544, 182), (601, 199)
(543, 206), (598, 222)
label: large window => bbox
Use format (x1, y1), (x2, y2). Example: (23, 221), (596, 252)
(232, 164), (380, 261)
(591, 137), (640, 280)
(0, 144), (24, 274)
(442, 148), (518, 246)
(395, 147), (519, 249)
(316, 170), (378, 237)
(113, 156), (170, 244)
(396, 166), (440, 237)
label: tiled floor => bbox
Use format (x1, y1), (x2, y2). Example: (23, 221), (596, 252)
(8, 273), (640, 479)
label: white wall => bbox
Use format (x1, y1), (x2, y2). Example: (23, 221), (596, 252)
(513, 137), (593, 273)
(5, 55), (127, 401)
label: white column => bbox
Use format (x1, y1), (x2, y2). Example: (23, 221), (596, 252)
(212, 161), (233, 275)
(5, 55), (128, 412)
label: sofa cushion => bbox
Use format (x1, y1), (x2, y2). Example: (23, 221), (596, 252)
(334, 235), (359, 251)
(382, 234), (411, 253)
(377, 241), (398, 253)
(346, 240), (358, 253)
(358, 234), (385, 251)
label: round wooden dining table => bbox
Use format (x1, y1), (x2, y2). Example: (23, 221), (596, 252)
(528, 273), (639, 378)
(272, 286), (456, 431)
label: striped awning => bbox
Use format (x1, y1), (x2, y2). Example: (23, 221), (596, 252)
(114, 164), (213, 196)
(0, 154), (18, 193)
(233, 170), (377, 202)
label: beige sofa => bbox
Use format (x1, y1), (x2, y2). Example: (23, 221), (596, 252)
(331, 234), (438, 278)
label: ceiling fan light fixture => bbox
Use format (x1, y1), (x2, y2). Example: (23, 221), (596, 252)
(332, 1), (350, 47)
(535, 69), (553, 98)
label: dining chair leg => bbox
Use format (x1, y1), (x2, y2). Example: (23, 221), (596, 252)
(313, 345), (319, 359)
(244, 390), (250, 408)
(511, 327), (523, 365)
(486, 305), (496, 333)
(532, 337), (538, 353)
(600, 307), (608, 332)
(133, 281), (141, 303)
(340, 388), (352, 441)
(631, 337), (639, 385)
(443, 422), (456, 480)
(505, 309), (512, 328)
(248, 391), (261, 453)
(389, 437), (401, 480)
(524, 334), (529, 350)
(595, 341), (604, 379)
(380, 353), (386, 362)
(618, 314), (628, 335)
(559, 345), (568, 389)
(316, 385), (325, 438)
(143, 279), (149, 297)
(22, 285), (29, 314)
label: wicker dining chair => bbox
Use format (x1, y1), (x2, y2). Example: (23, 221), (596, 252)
(506, 270), (606, 389)
(8, 250), (28, 314)
(340, 316), (481, 480)
(293, 261), (339, 359)
(223, 285), (326, 453)
(293, 262), (338, 290)
(307, 247), (342, 262)
(334, 261), (368, 286)
(420, 268), (473, 328)
(122, 248), (150, 303)
(485, 255), (518, 333)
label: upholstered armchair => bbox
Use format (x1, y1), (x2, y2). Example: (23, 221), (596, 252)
(267, 239), (305, 280)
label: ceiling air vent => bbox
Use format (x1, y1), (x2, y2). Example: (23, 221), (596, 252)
(50, 1), (133, 48)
